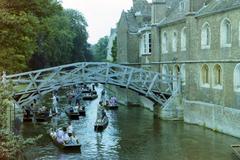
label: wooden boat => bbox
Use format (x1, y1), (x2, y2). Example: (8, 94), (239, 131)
(104, 103), (118, 110)
(231, 144), (240, 159)
(107, 105), (118, 110)
(49, 131), (81, 151)
(65, 107), (80, 120)
(82, 93), (98, 100)
(35, 112), (52, 122)
(103, 99), (118, 110)
(94, 115), (108, 132)
(81, 88), (91, 93)
(23, 109), (33, 122)
(23, 115), (32, 122)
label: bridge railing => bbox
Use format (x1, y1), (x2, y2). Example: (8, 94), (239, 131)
(5, 62), (179, 107)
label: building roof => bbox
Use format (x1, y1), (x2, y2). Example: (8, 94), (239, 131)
(159, 0), (186, 26)
(117, 0), (151, 33)
(157, 0), (240, 27)
(197, 0), (240, 17)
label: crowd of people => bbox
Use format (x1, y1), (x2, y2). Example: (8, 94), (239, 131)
(23, 85), (115, 146)
(50, 122), (79, 145)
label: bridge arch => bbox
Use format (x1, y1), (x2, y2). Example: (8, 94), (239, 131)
(5, 62), (179, 107)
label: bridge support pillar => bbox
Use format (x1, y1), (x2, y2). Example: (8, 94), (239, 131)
(153, 103), (160, 118)
(155, 94), (184, 120)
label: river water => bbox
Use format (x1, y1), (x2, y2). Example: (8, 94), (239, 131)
(20, 88), (240, 160)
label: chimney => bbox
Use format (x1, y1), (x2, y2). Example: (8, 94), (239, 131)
(151, 0), (167, 24)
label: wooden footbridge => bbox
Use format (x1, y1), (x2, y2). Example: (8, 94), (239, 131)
(3, 62), (180, 107)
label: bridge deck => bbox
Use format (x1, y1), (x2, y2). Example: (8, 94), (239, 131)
(4, 62), (179, 107)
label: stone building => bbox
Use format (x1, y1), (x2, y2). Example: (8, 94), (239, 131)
(116, 0), (240, 138)
(116, 0), (151, 64)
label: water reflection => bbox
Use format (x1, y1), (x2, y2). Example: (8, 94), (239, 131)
(21, 88), (240, 160)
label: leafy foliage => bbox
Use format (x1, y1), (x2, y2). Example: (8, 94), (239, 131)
(29, 9), (92, 69)
(0, 4), (38, 73)
(0, 130), (38, 160)
(0, 83), (40, 160)
(0, 0), (92, 72)
(92, 36), (109, 62)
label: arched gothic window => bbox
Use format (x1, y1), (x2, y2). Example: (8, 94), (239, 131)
(201, 64), (209, 87)
(213, 64), (222, 88)
(172, 31), (177, 52)
(162, 32), (168, 53)
(181, 27), (186, 51)
(201, 23), (211, 49)
(234, 64), (240, 92)
(181, 64), (186, 85)
(220, 18), (231, 47)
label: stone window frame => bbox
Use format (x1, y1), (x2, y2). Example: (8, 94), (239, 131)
(140, 31), (152, 56)
(212, 64), (223, 90)
(172, 31), (178, 52)
(220, 18), (232, 48)
(162, 31), (168, 54)
(162, 64), (169, 81)
(173, 64), (181, 91)
(200, 64), (210, 88)
(234, 63), (240, 92)
(181, 27), (187, 51)
(181, 64), (186, 86)
(201, 22), (211, 49)
(239, 21), (240, 47)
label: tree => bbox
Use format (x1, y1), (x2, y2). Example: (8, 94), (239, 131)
(0, 82), (39, 160)
(0, 4), (38, 73)
(64, 9), (92, 63)
(34, 12), (76, 67)
(0, 0), (92, 72)
(0, 0), (62, 73)
(92, 36), (109, 62)
(29, 9), (92, 69)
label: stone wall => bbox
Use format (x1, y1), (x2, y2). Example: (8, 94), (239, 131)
(184, 100), (240, 138)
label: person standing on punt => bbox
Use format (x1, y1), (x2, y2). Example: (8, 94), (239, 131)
(52, 93), (58, 114)
(67, 121), (73, 137)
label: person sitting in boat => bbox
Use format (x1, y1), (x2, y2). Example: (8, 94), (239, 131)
(50, 128), (57, 139)
(67, 121), (73, 137)
(109, 96), (117, 106)
(62, 127), (70, 144)
(77, 103), (84, 111)
(56, 128), (64, 144)
(68, 133), (78, 144)
(101, 109), (106, 120)
(74, 104), (80, 112)
(69, 106), (74, 113)
(39, 106), (47, 113)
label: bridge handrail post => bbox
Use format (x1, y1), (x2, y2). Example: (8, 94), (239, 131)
(146, 74), (158, 96)
(126, 69), (134, 88)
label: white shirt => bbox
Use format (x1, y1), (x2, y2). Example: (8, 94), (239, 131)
(63, 133), (70, 141)
(52, 95), (57, 106)
(67, 125), (73, 134)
